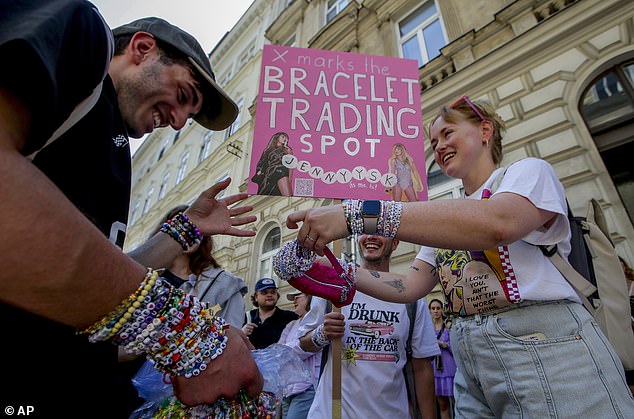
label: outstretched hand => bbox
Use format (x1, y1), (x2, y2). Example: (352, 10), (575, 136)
(286, 204), (348, 255)
(186, 178), (256, 237)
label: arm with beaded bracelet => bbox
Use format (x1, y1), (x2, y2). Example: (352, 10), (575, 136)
(128, 178), (256, 269)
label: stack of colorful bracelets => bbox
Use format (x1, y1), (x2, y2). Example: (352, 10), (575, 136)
(272, 238), (356, 284)
(342, 199), (402, 238)
(150, 390), (278, 419)
(271, 238), (317, 282)
(81, 269), (227, 378)
(160, 212), (203, 251)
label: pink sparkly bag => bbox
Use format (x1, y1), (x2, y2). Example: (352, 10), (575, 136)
(273, 240), (356, 308)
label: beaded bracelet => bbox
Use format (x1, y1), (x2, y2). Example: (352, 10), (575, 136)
(81, 268), (159, 339)
(342, 200), (402, 239)
(375, 201), (403, 239)
(160, 212), (202, 251)
(82, 269), (228, 378)
(152, 390), (278, 418)
(311, 324), (330, 349)
(342, 200), (363, 235)
(272, 239), (317, 282)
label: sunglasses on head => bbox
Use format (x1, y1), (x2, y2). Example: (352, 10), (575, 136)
(450, 95), (487, 121)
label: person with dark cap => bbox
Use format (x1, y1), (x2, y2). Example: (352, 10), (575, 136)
(0, 1), (261, 417)
(243, 278), (298, 349)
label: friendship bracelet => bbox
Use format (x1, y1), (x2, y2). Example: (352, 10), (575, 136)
(343, 200), (363, 235)
(160, 212), (202, 251)
(82, 270), (228, 378)
(311, 324), (330, 349)
(272, 239), (317, 282)
(80, 268), (158, 338)
(152, 390), (278, 418)
(376, 201), (402, 239)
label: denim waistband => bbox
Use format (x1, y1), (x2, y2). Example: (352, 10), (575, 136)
(453, 299), (576, 321)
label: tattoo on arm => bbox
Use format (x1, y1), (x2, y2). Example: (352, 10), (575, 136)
(369, 270), (380, 279)
(384, 279), (405, 293)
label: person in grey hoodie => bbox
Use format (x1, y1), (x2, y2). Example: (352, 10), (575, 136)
(157, 205), (248, 327)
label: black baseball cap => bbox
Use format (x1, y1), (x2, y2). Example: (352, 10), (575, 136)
(113, 17), (238, 130)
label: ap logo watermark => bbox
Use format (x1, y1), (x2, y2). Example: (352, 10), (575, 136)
(4, 405), (35, 416)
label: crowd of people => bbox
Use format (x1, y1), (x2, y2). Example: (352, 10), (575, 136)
(2, 1), (633, 418)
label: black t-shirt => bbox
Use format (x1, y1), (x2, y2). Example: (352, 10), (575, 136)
(1, 2), (134, 417)
(246, 307), (298, 349)
(0, 0), (111, 155)
(1, 78), (133, 418)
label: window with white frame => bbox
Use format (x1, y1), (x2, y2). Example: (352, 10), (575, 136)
(238, 41), (256, 67)
(327, 0), (350, 23)
(284, 33), (297, 47)
(220, 65), (234, 85)
(224, 97), (244, 139)
(158, 171), (171, 200)
(215, 172), (230, 200)
(398, 1), (447, 68)
(258, 226), (281, 281)
(199, 131), (213, 164)
(175, 151), (190, 185)
(142, 187), (154, 215)
(426, 160), (463, 200)
(130, 200), (140, 225)
(157, 137), (169, 161)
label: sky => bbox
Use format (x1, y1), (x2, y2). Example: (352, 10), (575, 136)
(92, 0), (255, 52)
(91, 0), (255, 153)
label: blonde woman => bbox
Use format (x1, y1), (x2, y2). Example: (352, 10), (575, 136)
(387, 143), (423, 202)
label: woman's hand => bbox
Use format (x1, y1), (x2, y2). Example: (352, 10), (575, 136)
(286, 205), (349, 255)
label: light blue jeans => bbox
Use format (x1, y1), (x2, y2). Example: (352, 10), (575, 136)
(281, 386), (315, 419)
(451, 300), (634, 418)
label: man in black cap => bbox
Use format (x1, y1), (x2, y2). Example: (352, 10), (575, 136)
(0, 1), (261, 417)
(243, 278), (298, 349)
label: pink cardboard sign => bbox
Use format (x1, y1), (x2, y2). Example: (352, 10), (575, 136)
(248, 45), (427, 201)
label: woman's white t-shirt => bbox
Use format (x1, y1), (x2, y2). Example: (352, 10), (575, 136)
(416, 158), (580, 316)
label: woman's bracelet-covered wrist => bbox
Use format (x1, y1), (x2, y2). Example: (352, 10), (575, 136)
(342, 199), (402, 238)
(311, 324), (330, 349)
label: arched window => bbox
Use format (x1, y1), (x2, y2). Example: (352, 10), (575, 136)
(579, 60), (634, 224)
(258, 226), (281, 281)
(426, 160), (462, 200)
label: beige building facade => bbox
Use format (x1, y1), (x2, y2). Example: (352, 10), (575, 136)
(126, 0), (634, 307)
